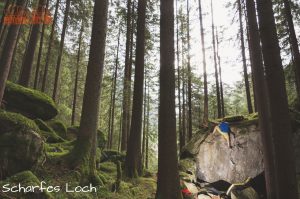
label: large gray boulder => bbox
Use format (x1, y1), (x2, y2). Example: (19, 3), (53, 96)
(186, 119), (264, 184)
(0, 111), (45, 179)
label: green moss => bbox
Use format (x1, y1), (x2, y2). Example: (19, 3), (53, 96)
(178, 159), (195, 173)
(0, 171), (53, 199)
(47, 120), (67, 139)
(101, 149), (126, 163)
(4, 81), (58, 120)
(35, 119), (65, 143)
(100, 162), (117, 173)
(0, 111), (39, 133)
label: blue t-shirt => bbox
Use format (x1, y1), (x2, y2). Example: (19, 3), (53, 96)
(219, 122), (230, 133)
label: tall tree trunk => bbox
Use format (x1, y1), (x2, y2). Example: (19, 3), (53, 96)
(142, 77), (147, 168)
(68, 0), (108, 183)
(52, 0), (71, 101)
(186, 0), (193, 140)
(127, 1), (135, 142)
(245, 1), (276, 197)
(211, 0), (221, 118)
(180, 10), (186, 148)
(41, 0), (60, 92)
(109, 27), (121, 149)
(124, 0), (147, 178)
(283, 0), (300, 100)
(256, 0), (298, 198)
(19, 0), (47, 87)
(176, 0), (183, 152)
(156, 0), (182, 198)
(216, 27), (225, 117)
(145, 82), (150, 169)
(71, 22), (84, 126)
(121, 0), (133, 152)
(198, 0), (209, 125)
(238, 0), (253, 114)
(34, 0), (50, 89)
(0, 0), (26, 104)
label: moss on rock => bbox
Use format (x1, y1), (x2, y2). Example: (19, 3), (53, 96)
(47, 120), (67, 139)
(0, 111), (45, 179)
(35, 119), (65, 143)
(0, 171), (53, 199)
(3, 81), (58, 120)
(101, 149), (126, 163)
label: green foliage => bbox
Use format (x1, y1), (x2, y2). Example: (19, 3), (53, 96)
(3, 81), (58, 120)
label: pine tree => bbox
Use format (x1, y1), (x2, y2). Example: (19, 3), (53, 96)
(156, 0), (182, 197)
(124, 0), (147, 178)
(0, 0), (26, 104)
(68, 0), (109, 184)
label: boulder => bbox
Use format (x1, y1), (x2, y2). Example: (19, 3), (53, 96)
(0, 111), (45, 179)
(35, 119), (65, 143)
(231, 187), (259, 199)
(0, 171), (53, 199)
(47, 120), (67, 139)
(3, 81), (58, 120)
(189, 119), (264, 183)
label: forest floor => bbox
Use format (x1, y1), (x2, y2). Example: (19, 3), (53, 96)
(34, 149), (157, 199)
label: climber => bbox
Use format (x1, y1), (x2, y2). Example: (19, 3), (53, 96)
(212, 120), (235, 148)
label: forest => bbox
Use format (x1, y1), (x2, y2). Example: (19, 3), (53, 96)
(0, 0), (300, 198)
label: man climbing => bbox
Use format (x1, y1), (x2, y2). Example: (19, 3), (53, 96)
(212, 120), (235, 148)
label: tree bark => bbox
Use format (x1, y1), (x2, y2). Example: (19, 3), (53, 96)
(121, 0), (133, 152)
(19, 0), (46, 87)
(238, 0), (253, 114)
(71, 22), (84, 126)
(68, 0), (108, 183)
(41, 0), (60, 92)
(124, 0), (147, 178)
(256, 0), (298, 198)
(216, 27), (225, 117)
(52, 0), (71, 101)
(283, 0), (300, 100)
(245, 0), (276, 197)
(211, 0), (221, 119)
(0, 0), (26, 104)
(175, 0), (183, 153)
(198, 0), (209, 125)
(109, 27), (121, 149)
(156, 0), (182, 198)
(34, 0), (50, 89)
(186, 0), (193, 140)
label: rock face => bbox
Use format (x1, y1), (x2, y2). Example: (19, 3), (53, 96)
(0, 111), (45, 179)
(3, 81), (58, 120)
(184, 119), (264, 184)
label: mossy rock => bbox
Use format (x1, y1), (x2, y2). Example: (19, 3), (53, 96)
(99, 162), (117, 173)
(67, 126), (106, 149)
(100, 149), (126, 163)
(0, 111), (45, 179)
(35, 119), (65, 143)
(0, 171), (53, 199)
(3, 81), (58, 120)
(47, 120), (67, 139)
(178, 159), (196, 174)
